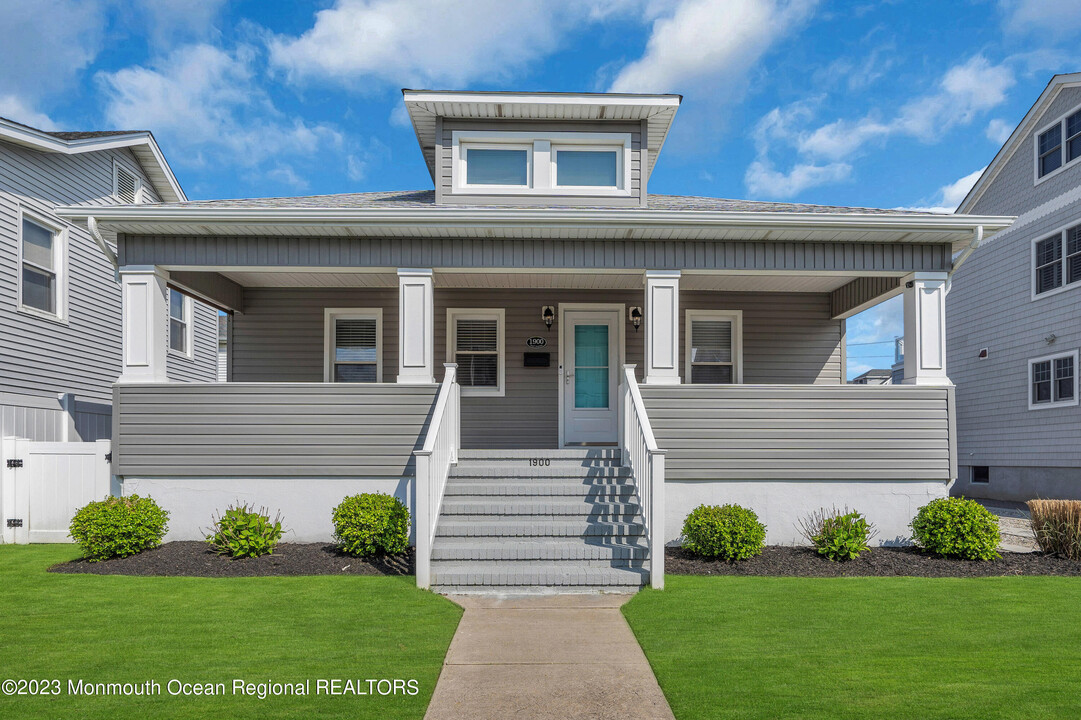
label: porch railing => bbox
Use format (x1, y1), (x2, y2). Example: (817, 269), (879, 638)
(620, 365), (667, 590)
(414, 363), (460, 589)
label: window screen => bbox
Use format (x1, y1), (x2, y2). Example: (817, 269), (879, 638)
(455, 318), (499, 387)
(21, 218), (56, 314)
(169, 288), (188, 353)
(333, 317), (378, 382)
(690, 319), (734, 384)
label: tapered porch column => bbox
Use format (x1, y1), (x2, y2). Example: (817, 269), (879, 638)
(397, 268), (435, 384)
(118, 265), (170, 383)
(902, 271), (949, 385)
(644, 270), (681, 385)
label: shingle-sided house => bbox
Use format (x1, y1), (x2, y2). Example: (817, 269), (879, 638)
(58, 91), (1011, 591)
(0, 117), (219, 443)
(950, 73), (1081, 502)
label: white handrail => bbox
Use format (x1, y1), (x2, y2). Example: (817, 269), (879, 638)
(620, 365), (666, 590)
(414, 363), (460, 589)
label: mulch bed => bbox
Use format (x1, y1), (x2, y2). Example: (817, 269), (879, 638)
(667, 545), (1081, 577)
(49, 541), (414, 578)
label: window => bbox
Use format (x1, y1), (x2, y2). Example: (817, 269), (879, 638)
(1029, 351), (1078, 410)
(169, 289), (193, 357)
(18, 210), (65, 319)
(685, 310), (743, 384)
(324, 309), (382, 383)
(971, 466), (990, 484)
(1036, 105), (1081, 181)
(448, 309), (504, 395)
(452, 130), (631, 196)
(1033, 223), (1081, 298)
(113, 161), (143, 204)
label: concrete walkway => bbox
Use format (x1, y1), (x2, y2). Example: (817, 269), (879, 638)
(425, 594), (675, 720)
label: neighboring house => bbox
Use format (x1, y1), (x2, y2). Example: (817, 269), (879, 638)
(58, 91), (1010, 590)
(0, 116), (219, 443)
(949, 73), (1081, 502)
(891, 337), (905, 385)
(849, 369), (893, 385)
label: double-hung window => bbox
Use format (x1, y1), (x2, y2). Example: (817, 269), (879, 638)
(19, 210), (64, 319)
(324, 309), (382, 382)
(685, 310), (743, 384)
(1033, 223), (1081, 297)
(1029, 351), (1078, 409)
(448, 309), (504, 395)
(169, 289), (194, 357)
(1036, 106), (1081, 181)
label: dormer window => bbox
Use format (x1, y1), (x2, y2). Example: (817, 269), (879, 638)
(1035, 105), (1081, 182)
(452, 130), (630, 196)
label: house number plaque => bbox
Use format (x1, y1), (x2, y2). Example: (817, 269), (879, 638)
(526, 336), (547, 347)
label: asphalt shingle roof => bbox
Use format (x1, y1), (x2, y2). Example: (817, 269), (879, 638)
(0, 115), (145, 140)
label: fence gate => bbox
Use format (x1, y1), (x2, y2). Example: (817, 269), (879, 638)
(1, 438), (111, 544)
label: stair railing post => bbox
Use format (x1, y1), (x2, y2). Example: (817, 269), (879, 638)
(415, 450), (432, 589)
(649, 450), (666, 590)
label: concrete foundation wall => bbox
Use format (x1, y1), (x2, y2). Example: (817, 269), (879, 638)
(664, 479), (950, 546)
(122, 477), (414, 544)
(953, 465), (1081, 503)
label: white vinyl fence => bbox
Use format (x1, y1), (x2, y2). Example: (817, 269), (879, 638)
(1, 438), (111, 544)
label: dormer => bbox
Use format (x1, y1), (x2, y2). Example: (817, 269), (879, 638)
(403, 90), (681, 208)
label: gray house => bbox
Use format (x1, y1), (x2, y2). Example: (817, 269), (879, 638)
(58, 91), (1011, 591)
(0, 116), (219, 443)
(950, 73), (1081, 501)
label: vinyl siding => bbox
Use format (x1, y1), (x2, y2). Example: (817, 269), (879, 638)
(641, 384), (955, 481)
(113, 383), (436, 477)
(0, 139), (216, 415)
(436, 119), (644, 207)
(947, 195), (1081, 467)
(231, 287), (841, 449)
(970, 86), (1081, 217)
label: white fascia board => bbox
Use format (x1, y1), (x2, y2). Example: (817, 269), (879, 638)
(403, 90), (681, 112)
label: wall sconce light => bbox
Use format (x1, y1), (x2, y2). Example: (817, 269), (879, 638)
(629, 306), (643, 332)
(542, 306), (555, 332)
(1046, 333), (1057, 344)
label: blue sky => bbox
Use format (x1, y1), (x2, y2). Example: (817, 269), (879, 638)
(2, 0), (1079, 377)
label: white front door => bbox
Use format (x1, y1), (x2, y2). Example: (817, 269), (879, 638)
(562, 309), (620, 445)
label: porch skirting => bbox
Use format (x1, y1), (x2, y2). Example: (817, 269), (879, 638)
(664, 479), (950, 546)
(122, 476), (414, 544)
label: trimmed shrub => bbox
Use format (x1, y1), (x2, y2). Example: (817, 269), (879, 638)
(206, 504), (284, 559)
(69, 495), (169, 562)
(798, 506), (877, 561)
(681, 504), (766, 561)
(1028, 499), (1081, 560)
(332, 493), (410, 557)
(910, 497), (1000, 560)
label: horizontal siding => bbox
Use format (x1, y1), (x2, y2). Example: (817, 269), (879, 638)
(641, 385), (954, 480)
(114, 383), (437, 477)
(947, 195), (1081, 467)
(118, 234), (953, 274)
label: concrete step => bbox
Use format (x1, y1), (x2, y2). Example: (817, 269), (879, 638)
(459, 448), (621, 460)
(436, 517), (646, 538)
(444, 481), (637, 498)
(440, 498), (641, 517)
(450, 464), (632, 479)
(431, 538), (649, 562)
(429, 560), (649, 588)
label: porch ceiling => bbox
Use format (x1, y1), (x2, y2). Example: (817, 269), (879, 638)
(215, 269), (860, 293)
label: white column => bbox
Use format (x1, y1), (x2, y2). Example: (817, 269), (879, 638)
(902, 271), (949, 385)
(644, 270), (681, 385)
(119, 266), (169, 383)
(397, 268), (435, 384)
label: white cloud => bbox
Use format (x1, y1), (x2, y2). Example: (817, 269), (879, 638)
(268, 0), (623, 88)
(985, 118), (1014, 145)
(895, 166), (986, 214)
(609, 0), (818, 93)
(127, 0), (228, 49)
(745, 159), (850, 198)
(0, 95), (58, 130)
(97, 44), (343, 169)
(1000, 0), (1081, 39)
(265, 165), (308, 190)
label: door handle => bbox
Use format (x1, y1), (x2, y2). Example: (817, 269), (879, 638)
(565, 372), (574, 385)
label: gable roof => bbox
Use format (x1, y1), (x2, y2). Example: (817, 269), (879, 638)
(0, 115), (186, 203)
(402, 90), (681, 183)
(957, 72), (1081, 214)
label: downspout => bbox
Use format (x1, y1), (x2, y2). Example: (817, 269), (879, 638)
(945, 225), (983, 295)
(87, 216), (119, 270)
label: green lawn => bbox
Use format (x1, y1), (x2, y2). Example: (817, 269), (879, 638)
(0, 545), (461, 719)
(624, 575), (1081, 720)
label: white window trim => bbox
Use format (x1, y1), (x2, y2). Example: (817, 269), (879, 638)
(112, 159), (144, 204)
(451, 130), (632, 197)
(1030, 221), (1081, 301)
(685, 309), (743, 384)
(447, 307), (505, 397)
(323, 308), (383, 383)
(1034, 102), (1081, 185)
(16, 205), (68, 324)
(1027, 349), (1079, 411)
(168, 289), (195, 360)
